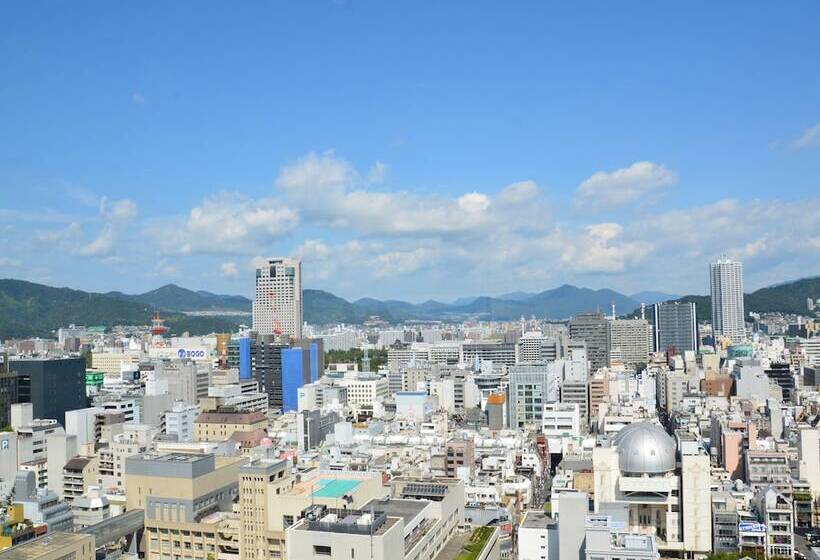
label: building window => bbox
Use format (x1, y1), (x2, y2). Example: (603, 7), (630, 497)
(313, 545), (332, 556)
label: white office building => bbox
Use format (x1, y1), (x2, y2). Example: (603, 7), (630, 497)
(253, 257), (303, 339)
(161, 401), (200, 442)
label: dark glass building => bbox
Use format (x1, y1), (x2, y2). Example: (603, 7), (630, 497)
(8, 358), (87, 425)
(651, 301), (698, 354)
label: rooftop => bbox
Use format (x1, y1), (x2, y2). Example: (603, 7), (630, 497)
(364, 497), (429, 528)
(434, 526), (496, 560)
(0, 532), (93, 560)
(521, 510), (557, 529)
(196, 410), (266, 424)
(312, 479), (361, 498)
(295, 506), (396, 536)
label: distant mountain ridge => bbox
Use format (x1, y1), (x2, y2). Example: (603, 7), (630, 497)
(1, 275), (817, 339)
(629, 291), (681, 305)
(0, 279), (240, 339)
(303, 283), (641, 324)
(107, 284), (252, 312)
(632, 276), (820, 322)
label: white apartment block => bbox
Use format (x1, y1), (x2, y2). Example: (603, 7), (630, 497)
(162, 401), (200, 442)
(542, 402), (581, 439)
(710, 257), (746, 343)
(253, 257), (303, 339)
(336, 374), (389, 407)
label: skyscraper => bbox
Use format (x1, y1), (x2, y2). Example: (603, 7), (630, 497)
(710, 257), (745, 343)
(652, 301), (698, 354)
(252, 257), (303, 340)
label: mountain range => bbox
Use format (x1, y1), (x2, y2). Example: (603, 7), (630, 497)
(0, 279), (241, 339)
(106, 284), (252, 312)
(0, 276), (817, 340)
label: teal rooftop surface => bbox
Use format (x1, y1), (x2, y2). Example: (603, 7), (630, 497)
(312, 479), (361, 498)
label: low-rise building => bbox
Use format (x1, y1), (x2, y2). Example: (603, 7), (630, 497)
(194, 410), (267, 442)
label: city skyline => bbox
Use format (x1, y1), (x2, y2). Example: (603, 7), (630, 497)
(2, 3), (820, 302)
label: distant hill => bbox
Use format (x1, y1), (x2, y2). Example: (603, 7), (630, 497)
(496, 291), (536, 302)
(303, 289), (364, 324)
(641, 276), (820, 323)
(303, 283), (640, 324)
(107, 284), (251, 312)
(0, 279), (240, 340)
(4, 275), (815, 338)
(629, 291), (681, 305)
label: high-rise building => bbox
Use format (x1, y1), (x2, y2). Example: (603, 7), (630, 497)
(710, 257), (746, 343)
(253, 257), (303, 340)
(569, 313), (610, 372)
(652, 302), (698, 354)
(252, 335), (286, 411)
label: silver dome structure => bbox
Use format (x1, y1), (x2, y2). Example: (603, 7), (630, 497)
(614, 421), (677, 475)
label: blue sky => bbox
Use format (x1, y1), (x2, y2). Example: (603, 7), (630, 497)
(2, 2), (820, 302)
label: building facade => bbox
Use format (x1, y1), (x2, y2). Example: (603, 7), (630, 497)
(252, 257), (303, 340)
(710, 257), (746, 343)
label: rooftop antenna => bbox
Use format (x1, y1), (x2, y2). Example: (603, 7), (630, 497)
(640, 303), (646, 321)
(611, 302), (616, 320)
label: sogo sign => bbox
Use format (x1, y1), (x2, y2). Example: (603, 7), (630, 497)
(177, 348), (207, 359)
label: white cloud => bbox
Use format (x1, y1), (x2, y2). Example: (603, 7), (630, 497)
(367, 161), (388, 184)
(371, 248), (439, 278)
(77, 224), (116, 257)
(560, 222), (653, 273)
(498, 180), (540, 204)
(629, 197), (820, 289)
(274, 152), (542, 238)
(32, 149), (818, 299)
(792, 122), (820, 150)
(457, 192), (491, 213)
(37, 222), (82, 243)
(276, 151), (354, 193)
(576, 161), (677, 207)
(153, 192), (299, 255)
(221, 261), (239, 278)
(100, 197), (138, 222)
(296, 239), (332, 260)
(150, 259), (177, 276)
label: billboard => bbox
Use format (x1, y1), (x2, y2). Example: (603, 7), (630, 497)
(738, 522), (766, 533)
(148, 347), (211, 361)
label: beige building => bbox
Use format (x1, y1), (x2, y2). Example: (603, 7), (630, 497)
(0, 532), (94, 560)
(238, 454), (295, 560)
(252, 257), (303, 339)
(62, 456), (98, 504)
(592, 422), (711, 556)
(238, 462), (387, 560)
(194, 410), (267, 442)
(608, 319), (650, 366)
(124, 452), (245, 560)
(89, 351), (140, 375)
